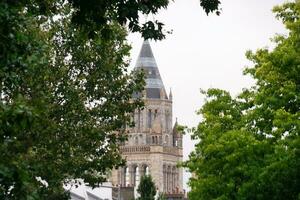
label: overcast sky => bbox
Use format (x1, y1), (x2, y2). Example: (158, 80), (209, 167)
(127, 0), (288, 191)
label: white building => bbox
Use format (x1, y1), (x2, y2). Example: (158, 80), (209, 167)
(65, 182), (114, 200)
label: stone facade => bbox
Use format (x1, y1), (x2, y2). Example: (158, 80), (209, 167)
(111, 41), (183, 198)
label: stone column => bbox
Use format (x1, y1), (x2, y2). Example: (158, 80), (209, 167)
(176, 169), (179, 190)
(163, 165), (166, 192)
(170, 167), (174, 193)
(120, 168), (124, 186)
(140, 164), (145, 177)
(118, 168), (122, 186)
(167, 166), (171, 192)
(171, 168), (174, 192)
(166, 171), (168, 192)
(172, 166), (176, 192)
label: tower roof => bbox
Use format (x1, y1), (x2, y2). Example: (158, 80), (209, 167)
(134, 40), (167, 99)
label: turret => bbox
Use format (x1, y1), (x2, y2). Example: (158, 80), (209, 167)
(169, 88), (173, 101)
(172, 118), (183, 148)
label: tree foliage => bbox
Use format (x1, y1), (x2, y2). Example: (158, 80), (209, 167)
(0, 0), (221, 41)
(0, 0), (222, 199)
(137, 175), (157, 200)
(183, 1), (300, 199)
(0, 1), (146, 199)
(200, 0), (221, 16)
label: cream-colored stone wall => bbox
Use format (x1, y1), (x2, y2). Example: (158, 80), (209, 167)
(111, 94), (183, 196)
(111, 145), (183, 193)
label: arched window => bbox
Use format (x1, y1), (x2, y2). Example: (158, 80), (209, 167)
(134, 166), (140, 186)
(165, 135), (169, 145)
(125, 167), (129, 186)
(145, 166), (149, 176)
(135, 136), (138, 145)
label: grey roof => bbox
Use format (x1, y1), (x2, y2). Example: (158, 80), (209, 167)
(135, 40), (158, 68)
(134, 40), (167, 99)
(138, 40), (154, 58)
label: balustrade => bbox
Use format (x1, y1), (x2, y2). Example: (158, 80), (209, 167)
(120, 146), (150, 153)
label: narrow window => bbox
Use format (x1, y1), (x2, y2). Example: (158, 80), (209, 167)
(138, 109), (141, 130)
(125, 167), (129, 186)
(135, 166), (140, 186)
(165, 135), (169, 145)
(148, 109), (152, 128)
(165, 112), (169, 131)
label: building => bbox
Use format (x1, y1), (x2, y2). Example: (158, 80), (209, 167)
(111, 40), (184, 199)
(65, 182), (116, 200)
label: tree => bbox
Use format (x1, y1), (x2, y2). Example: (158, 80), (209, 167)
(0, 1), (221, 41)
(0, 2), (145, 199)
(137, 175), (157, 200)
(183, 1), (300, 199)
(157, 192), (167, 200)
(0, 0), (221, 199)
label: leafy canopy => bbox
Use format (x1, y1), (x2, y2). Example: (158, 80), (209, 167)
(0, 0), (222, 199)
(0, 1), (145, 199)
(1, 0), (221, 41)
(183, 1), (300, 200)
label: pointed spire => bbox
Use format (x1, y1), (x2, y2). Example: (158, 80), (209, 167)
(135, 40), (157, 68)
(173, 118), (178, 134)
(134, 40), (167, 99)
(169, 88), (173, 100)
(138, 40), (154, 58)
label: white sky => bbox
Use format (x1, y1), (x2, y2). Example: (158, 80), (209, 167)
(127, 0), (287, 191)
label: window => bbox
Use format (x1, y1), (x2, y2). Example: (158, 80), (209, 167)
(125, 167), (129, 186)
(135, 166), (140, 186)
(137, 109), (141, 130)
(148, 109), (152, 128)
(165, 112), (169, 131)
(165, 135), (169, 145)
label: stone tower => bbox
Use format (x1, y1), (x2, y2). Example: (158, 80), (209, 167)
(111, 40), (183, 198)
